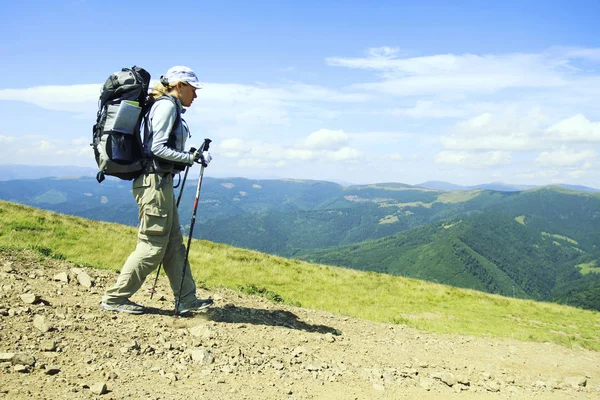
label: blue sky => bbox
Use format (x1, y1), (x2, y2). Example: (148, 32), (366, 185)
(1, 0), (599, 187)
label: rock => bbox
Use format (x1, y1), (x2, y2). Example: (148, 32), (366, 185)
(39, 340), (57, 352)
(45, 365), (61, 375)
(373, 383), (385, 392)
(485, 381), (500, 392)
(11, 353), (35, 367)
(33, 315), (53, 333)
(164, 372), (177, 381)
(271, 362), (285, 370)
(14, 364), (29, 373)
(0, 353), (15, 362)
(90, 382), (108, 395)
(20, 293), (40, 304)
(564, 376), (587, 389)
(383, 371), (395, 382)
(53, 272), (69, 283)
(456, 374), (470, 385)
(420, 377), (435, 390)
(77, 271), (93, 288)
(292, 346), (307, 357)
(190, 348), (214, 365)
(432, 371), (456, 386)
(107, 371), (118, 380)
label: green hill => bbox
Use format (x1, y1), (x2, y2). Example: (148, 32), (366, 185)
(300, 210), (600, 310)
(1, 179), (599, 312)
(0, 199), (599, 351)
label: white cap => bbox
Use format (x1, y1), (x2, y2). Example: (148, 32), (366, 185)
(163, 66), (204, 89)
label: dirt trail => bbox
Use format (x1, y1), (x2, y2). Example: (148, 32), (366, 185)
(1, 250), (599, 400)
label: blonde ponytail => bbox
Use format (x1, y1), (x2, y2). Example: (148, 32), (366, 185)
(150, 81), (176, 100)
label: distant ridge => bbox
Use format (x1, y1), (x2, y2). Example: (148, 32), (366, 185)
(0, 164), (598, 192)
(0, 164), (97, 181)
(417, 180), (599, 193)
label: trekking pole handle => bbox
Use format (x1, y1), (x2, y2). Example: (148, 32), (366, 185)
(200, 138), (212, 152)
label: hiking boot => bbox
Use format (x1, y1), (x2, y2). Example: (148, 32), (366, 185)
(100, 300), (145, 315)
(176, 298), (214, 314)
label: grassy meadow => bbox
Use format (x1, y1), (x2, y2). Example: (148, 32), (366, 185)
(1, 199), (599, 351)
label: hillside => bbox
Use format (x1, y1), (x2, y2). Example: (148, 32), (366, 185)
(1, 249), (600, 399)
(0, 179), (599, 312)
(300, 210), (600, 310)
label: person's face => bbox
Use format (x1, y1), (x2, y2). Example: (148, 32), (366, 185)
(178, 82), (198, 107)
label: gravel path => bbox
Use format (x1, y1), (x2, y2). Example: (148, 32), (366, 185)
(1, 250), (599, 399)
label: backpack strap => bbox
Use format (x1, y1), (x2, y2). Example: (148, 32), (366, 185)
(142, 95), (184, 174)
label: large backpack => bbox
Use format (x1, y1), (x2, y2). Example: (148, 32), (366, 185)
(92, 66), (151, 183)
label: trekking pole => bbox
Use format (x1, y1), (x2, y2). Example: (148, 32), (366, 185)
(175, 138), (211, 316)
(149, 157), (192, 299)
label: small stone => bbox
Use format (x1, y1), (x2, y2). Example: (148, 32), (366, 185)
(33, 315), (53, 333)
(39, 340), (57, 352)
(564, 376), (587, 389)
(77, 271), (93, 288)
(420, 377), (435, 390)
(271, 362), (284, 371)
(0, 353), (15, 362)
(292, 346), (306, 357)
(14, 364), (29, 373)
(383, 371), (395, 382)
(53, 272), (69, 283)
(456, 374), (470, 385)
(190, 348), (214, 365)
(433, 371), (456, 387)
(45, 365), (61, 375)
(90, 382), (108, 395)
(373, 383), (385, 392)
(164, 372), (177, 381)
(485, 381), (500, 392)
(20, 293), (40, 304)
(12, 353), (35, 367)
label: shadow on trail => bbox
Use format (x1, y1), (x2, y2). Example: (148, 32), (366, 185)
(205, 305), (342, 336)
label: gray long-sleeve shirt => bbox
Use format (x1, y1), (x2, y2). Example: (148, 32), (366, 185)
(143, 96), (194, 171)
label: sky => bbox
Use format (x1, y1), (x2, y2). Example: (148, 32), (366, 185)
(1, 0), (599, 187)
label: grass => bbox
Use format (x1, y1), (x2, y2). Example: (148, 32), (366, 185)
(576, 261), (600, 275)
(1, 199), (599, 351)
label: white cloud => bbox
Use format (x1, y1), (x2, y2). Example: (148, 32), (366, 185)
(217, 138), (247, 158)
(535, 148), (596, 167)
(0, 84), (100, 113)
(390, 100), (465, 119)
(0, 81), (368, 127)
(36, 140), (56, 152)
(303, 129), (348, 150)
(367, 46), (400, 59)
(326, 147), (362, 161)
(380, 152), (405, 161)
(0, 134), (16, 143)
(284, 149), (315, 161)
(435, 151), (512, 168)
(546, 114), (600, 143)
(213, 130), (363, 167)
(326, 48), (600, 96)
(440, 108), (549, 152)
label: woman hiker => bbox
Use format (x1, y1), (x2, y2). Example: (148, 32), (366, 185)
(101, 66), (213, 315)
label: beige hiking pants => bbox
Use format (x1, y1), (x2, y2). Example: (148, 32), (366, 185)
(102, 173), (197, 306)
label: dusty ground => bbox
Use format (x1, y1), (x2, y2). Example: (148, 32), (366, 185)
(1, 249), (599, 400)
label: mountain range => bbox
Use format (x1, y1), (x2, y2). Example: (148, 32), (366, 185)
(0, 170), (598, 311)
